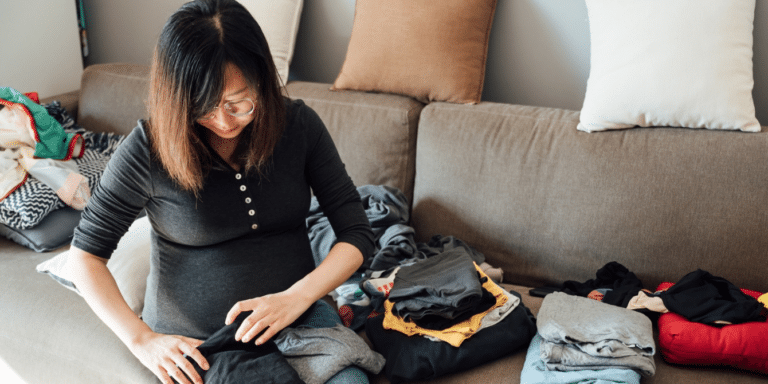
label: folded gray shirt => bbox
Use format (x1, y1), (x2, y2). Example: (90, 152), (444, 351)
(537, 292), (656, 376)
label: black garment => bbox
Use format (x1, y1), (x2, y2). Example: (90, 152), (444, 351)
(659, 269), (764, 325)
(365, 289), (536, 384)
(182, 311), (304, 384)
(411, 283), (497, 330)
(72, 99), (374, 339)
(561, 261), (645, 307)
(388, 249), (483, 321)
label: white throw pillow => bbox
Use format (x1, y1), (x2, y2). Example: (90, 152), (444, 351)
(36, 216), (151, 315)
(239, 0), (304, 85)
(578, 0), (760, 133)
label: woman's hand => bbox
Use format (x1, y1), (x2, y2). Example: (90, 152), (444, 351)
(225, 291), (313, 345)
(128, 331), (209, 384)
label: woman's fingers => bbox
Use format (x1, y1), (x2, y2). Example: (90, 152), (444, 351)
(178, 336), (210, 372)
(131, 332), (207, 384)
(225, 299), (252, 325)
(170, 354), (200, 384)
(227, 292), (313, 345)
(155, 368), (174, 384)
(163, 364), (192, 384)
(238, 312), (271, 343)
(252, 322), (281, 346)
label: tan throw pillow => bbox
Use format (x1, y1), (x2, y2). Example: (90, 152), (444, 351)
(332, 0), (497, 104)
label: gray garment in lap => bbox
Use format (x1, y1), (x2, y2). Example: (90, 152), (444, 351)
(274, 323), (386, 384)
(537, 292), (656, 376)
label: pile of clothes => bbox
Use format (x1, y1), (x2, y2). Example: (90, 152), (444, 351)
(364, 251), (536, 383)
(0, 87), (87, 211)
(306, 185), (504, 331)
(521, 292), (655, 384)
(557, 262), (765, 325)
(523, 261), (768, 381)
(307, 185), (535, 383)
(0, 88), (125, 230)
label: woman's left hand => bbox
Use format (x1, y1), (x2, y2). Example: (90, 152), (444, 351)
(225, 291), (313, 345)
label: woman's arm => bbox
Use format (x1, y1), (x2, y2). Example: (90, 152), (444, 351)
(225, 241), (363, 345)
(67, 246), (209, 384)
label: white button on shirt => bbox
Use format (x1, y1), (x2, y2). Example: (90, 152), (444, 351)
(248, 210), (255, 216)
(251, 224), (258, 230)
(235, 173), (242, 180)
(245, 197), (252, 204)
(239, 185), (246, 192)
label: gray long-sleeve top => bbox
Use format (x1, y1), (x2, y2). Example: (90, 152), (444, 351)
(72, 99), (374, 339)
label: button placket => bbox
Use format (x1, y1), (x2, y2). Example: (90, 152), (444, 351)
(236, 173), (258, 230)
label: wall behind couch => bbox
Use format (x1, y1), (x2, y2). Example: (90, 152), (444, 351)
(82, 0), (768, 126)
(1, 0), (83, 98)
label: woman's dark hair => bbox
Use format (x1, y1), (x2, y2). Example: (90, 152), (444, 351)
(148, 0), (286, 193)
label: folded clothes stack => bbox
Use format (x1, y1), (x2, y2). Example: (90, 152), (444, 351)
(521, 292), (656, 384)
(364, 250), (536, 383)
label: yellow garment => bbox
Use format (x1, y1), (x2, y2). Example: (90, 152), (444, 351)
(382, 263), (508, 347)
(759, 293), (768, 309)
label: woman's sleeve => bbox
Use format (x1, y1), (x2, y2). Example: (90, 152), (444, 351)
(301, 103), (375, 261)
(71, 124), (153, 258)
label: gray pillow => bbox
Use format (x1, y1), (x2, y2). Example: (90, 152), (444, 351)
(0, 207), (82, 252)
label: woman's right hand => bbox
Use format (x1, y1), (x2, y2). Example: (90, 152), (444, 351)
(128, 331), (209, 384)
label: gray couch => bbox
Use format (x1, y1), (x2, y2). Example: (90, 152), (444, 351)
(2, 63), (767, 383)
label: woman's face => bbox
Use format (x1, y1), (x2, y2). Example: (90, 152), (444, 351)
(196, 63), (257, 141)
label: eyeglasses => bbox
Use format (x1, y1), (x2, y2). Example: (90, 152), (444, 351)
(198, 98), (255, 121)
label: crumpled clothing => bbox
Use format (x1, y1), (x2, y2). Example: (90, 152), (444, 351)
(18, 146), (90, 209)
(627, 290), (668, 314)
(0, 148), (27, 201)
(0, 87), (83, 160)
(561, 261), (645, 308)
(307, 184), (413, 271)
(0, 93), (88, 208)
(658, 269), (764, 325)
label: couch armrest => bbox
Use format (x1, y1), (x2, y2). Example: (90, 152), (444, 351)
(40, 90), (80, 120)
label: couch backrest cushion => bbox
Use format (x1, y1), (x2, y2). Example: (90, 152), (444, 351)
(78, 63), (150, 136)
(413, 101), (768, 292)
(285, 81), (422, 204)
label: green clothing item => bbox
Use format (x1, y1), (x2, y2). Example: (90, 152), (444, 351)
(0, 87), (82, 160)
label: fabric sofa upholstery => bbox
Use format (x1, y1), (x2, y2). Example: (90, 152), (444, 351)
(285, 81), (422, 206)
(2, 63), (767, 383)
(412, 102), (768, 292)
(77, 63), (150, 136)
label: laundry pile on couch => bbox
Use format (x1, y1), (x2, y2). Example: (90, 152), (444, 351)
(0, 97), (125, 251)
(306, 186), (768, 383)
